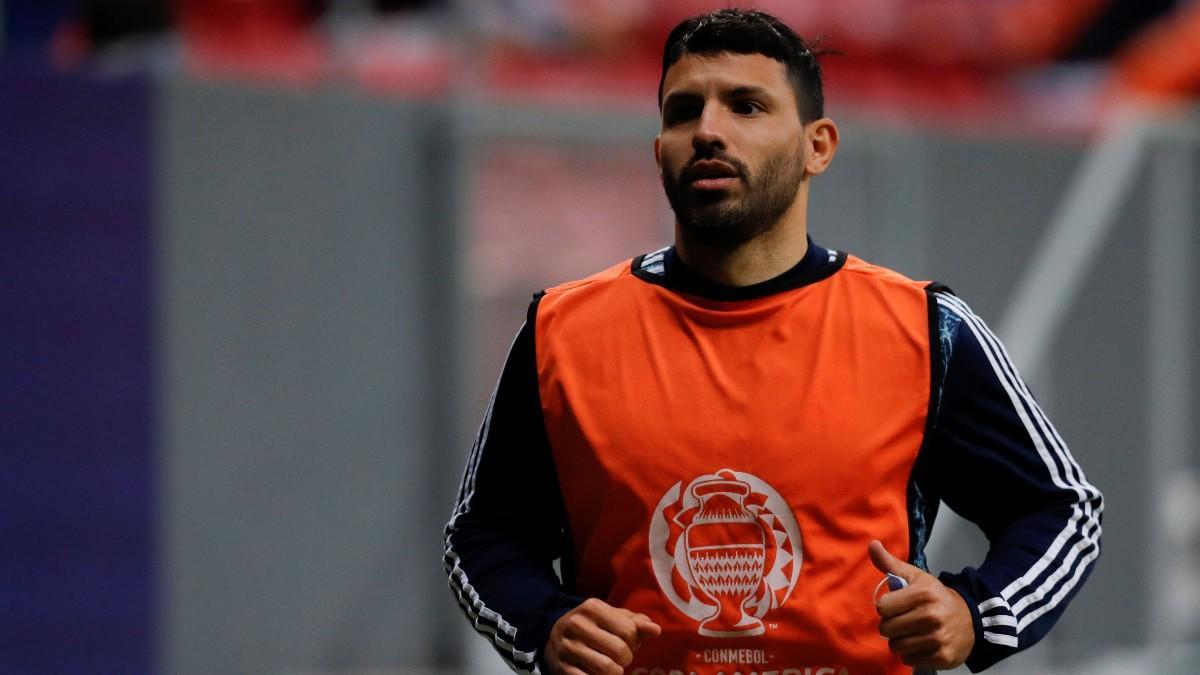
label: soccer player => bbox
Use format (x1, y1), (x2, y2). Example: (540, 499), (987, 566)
(444, 9), (1103, 674)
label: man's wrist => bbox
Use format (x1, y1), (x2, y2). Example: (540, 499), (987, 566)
(536, 596), (585, 673)
(938, 571), (987, 670)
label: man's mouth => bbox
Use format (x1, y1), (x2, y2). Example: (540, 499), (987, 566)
(685, 159), (742, 191)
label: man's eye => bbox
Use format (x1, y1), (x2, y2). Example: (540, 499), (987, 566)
(664, 103), (701, 125)
(733, 100), (763, 115)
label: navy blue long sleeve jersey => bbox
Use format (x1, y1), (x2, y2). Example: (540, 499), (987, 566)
(443, 241), (1103, 673)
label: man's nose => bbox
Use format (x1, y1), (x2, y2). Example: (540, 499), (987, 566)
(692, 104), (727, 151)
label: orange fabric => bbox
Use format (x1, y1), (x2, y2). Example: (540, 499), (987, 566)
(536, 256), (932, 675)
(990, 0), (1107, 64)
(1116, 4), (1200, 97)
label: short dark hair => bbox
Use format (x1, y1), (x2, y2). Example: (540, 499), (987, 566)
(658, 9), (827, 122)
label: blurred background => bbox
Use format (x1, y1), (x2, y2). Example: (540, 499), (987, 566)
(2, 1), (1198, 674)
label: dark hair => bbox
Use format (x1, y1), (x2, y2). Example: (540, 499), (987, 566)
(658, 9), (827, 122)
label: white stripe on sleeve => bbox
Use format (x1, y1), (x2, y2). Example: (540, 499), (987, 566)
(936, 294), (1101, 637)
(443, 323), (542, 673)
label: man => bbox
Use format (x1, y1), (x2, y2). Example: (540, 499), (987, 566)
(444, 9), (1102, 675)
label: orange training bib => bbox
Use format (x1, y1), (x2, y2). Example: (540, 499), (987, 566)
(536, 254), (932, 675)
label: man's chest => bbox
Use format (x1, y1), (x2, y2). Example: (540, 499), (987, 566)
(539, 321), (929, 568)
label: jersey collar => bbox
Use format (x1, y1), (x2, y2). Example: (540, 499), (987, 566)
(631, 237), (847, 301)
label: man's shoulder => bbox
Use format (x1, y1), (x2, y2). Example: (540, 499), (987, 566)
(541, 253), (651, 299)
(533, 248), (670, 333)
(839, 253), (933, 291)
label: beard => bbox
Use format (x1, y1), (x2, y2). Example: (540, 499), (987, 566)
(661, 146), (805, 247)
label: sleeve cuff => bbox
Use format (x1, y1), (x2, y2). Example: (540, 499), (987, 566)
(939, 570), (1013, 673)
(534, 592), (586, 674)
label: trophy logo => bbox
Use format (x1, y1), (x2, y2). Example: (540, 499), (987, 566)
(649, 469), (803, 637)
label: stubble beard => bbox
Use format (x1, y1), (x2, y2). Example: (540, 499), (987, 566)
(662, 146), (805, 248)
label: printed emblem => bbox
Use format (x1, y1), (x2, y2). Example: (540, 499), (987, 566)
(649, 469), (803, 637)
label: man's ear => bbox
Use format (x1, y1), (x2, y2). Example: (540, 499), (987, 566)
(803, 118), (839, 177)
(653, 135), (663, 178)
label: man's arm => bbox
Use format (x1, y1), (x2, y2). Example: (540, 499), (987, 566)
(443, 301), (583, 673)
(443, 299), (660, 674)
(925, 290), (1104, 672)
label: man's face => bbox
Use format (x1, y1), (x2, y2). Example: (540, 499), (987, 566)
(656, 52), (808, 247)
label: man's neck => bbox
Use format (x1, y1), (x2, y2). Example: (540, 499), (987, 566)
(674, 206), (809, 287)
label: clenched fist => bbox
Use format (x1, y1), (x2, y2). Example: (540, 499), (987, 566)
(545, 598), (661, 675)
(870, 540), (975, 669)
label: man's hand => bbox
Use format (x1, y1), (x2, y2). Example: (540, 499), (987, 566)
(869, 540), (975, 670)
(545, 598), (661, 675)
